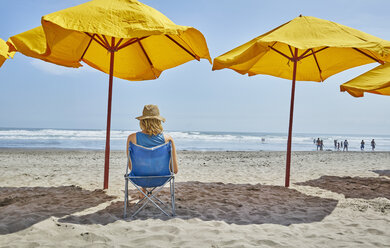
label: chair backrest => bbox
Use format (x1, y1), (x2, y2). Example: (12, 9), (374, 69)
(128, 141), (172, 177)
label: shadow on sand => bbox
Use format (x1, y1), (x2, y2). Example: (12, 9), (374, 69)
(59, 181), (338, 226)
(296, 175), (390, 200)
(0, 186), (115, 234)
(372, 170), (390, 177)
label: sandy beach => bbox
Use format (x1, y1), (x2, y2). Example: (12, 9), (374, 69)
(0, 149), (389, 247)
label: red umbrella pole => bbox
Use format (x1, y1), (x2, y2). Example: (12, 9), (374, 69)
(103, 42), (115, 190)
(285, 48), (298, 188)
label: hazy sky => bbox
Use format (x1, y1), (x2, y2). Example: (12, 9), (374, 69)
(0, 0), (389, 135)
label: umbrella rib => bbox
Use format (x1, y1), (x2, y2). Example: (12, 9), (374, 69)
(117, 38), (137, 50)
(268, 46), (292, 61)
(310, 49), (323, 81)
(80, 34), (95, 60)
(301, 46), (328, 59)
(269, 41), (277, 48)
(288, 45), (294, 58)
(288, 46), (311, 61)
(297, 49), (311, 60)
(117, 37), (147, 50)
(353, 48), (384, 64)
(96, 34), (110, 49)
(137, 39), (154, 67)
(113, 38), (124, 51)
(176, 35), (199, 59)
(85, 32), (109, 50)
(165, 35), (199, 61)
(102, 35), (111, 50)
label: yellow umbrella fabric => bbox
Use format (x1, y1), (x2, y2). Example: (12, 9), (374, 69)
(213, 16), (390, 82)
(213, 15), (390, 187)
(9, 0), (211, 189)
(340, 63), (390, 97)
(0, 38), (14, 67)
(7, 26), (82, 68)
(9, 0), (211, 80)
(0, 39), (8, 67)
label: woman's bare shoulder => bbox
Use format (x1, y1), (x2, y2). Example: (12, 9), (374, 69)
(163, 134), (173, 142)
(128, 133), (137, 143)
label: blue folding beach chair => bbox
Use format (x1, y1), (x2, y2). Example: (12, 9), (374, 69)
(124, 142), (175, 218)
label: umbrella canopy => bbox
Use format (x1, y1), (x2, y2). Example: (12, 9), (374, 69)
(340, 63), (390, 97)
(9, 0), (211, 80)
(213, 16), (390, 81)
(0, 38), (14, 67)
(8, 0), (211, 189)
(7, 26), (81, 68)
(213, 15), (390, 187)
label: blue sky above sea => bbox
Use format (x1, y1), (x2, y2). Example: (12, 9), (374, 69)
(0, 0), (390, 135)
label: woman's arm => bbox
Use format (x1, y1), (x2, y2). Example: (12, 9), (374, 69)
(164, 134), (178, 174)
(127, 133), (137, 170)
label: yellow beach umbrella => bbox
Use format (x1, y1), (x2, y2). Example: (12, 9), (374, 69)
(0, 38), (14, 67)
(9, 0), (211, 189)
(7, 26), (81, 68)
(340, 63), (390, 97)
(213, 15), (390, 187)
(0, 39), (7, 67)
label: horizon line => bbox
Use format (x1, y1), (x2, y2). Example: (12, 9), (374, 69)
(0, 126), (389, 137)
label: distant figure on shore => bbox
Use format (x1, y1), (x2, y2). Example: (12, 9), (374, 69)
(341, 141), (343, 149)
(371, 139), (376, 151)
(360, 140), (365, 151)
(261, 138), (265, 143)
(343, 139), (349, 151)
(320, 140), (324, 151)
(337, 142), (340, 151)
(316, 138), (321, 151)
(313, 138), (316, 144)
(334, 139), (337, 150)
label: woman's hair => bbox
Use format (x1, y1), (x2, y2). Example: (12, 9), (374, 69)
(139, 119), (163, 136)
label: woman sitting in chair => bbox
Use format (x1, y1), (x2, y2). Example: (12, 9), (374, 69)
(127, 104), (178, 175)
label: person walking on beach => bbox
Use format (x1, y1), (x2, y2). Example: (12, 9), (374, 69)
(343, 139), (349, 151)
(371, 139), (376, 151)
(341, 141), (343, 149)
(334, 139), (337, 150)
(320, 140), (324, 151)
(360, 140), (365, 151)
(127, 104), (179, 197)
(316, 138), (321, 151)
(337, 142), (340, 151)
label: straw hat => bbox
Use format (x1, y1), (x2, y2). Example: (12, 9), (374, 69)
(136, 104), (166, 122)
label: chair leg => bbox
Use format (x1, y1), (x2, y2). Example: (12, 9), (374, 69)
(124, 178), (128, 218)
(146, 196), (170, 217)
(131, 199), (149, 218)
(171, 177), (175, 216)
(149, 193), (167, 208)
(128, 178), (174, 218)
(131, 189), (170, 218)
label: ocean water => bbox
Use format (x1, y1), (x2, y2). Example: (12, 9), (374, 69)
(0, 128), (389, 152)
